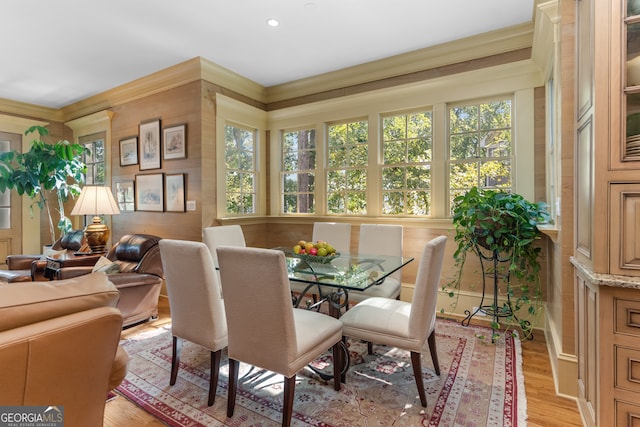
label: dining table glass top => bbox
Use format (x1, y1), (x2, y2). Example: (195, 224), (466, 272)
(275, 247), (414, 291)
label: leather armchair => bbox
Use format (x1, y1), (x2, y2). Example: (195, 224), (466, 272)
(0, 230), (86, 283)
(55, 234), (164, 327)
(0, 272), (129, 427)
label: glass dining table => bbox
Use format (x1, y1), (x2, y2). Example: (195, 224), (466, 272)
(273, 247), (413, 380)
(275, 247), (414, 318)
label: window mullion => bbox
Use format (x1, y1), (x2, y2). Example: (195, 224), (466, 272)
(368, 112), (380, 216)
(431, 103), (448, 218)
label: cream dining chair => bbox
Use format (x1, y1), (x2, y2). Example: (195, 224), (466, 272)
(290, 222), (352, 303)
(348, 223), (404, 304)
(340, 235), (447, 407)
(202, 224), (246, 267)
(158, 239), (228, 406)
(216, 246), (343, 427)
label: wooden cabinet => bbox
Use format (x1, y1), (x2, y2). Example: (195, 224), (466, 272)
(575, 267), (598, 427)
(573, 260), (640, 427)
(599, 285), (640, 427)
(575, 0), (640, 425)
(609, 184), (640, 275)
(623, 2), (640, 165)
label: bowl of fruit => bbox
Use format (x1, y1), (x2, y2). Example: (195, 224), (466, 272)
(291, 240), (339, 264)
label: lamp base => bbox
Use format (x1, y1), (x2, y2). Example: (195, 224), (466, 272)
(84, 219), (110, 254)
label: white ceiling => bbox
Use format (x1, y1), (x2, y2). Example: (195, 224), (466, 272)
(1, 0), (534, 109)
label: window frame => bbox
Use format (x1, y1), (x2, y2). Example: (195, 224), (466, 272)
(325, 117), (370, 215)
(280, 126), (318, 215)
(223, 121), (258, 216)
(446, 95), (515, 213)
(216, 94), (267, 219)
(380, 108), (434, 217)
(266, 67), (536, 222)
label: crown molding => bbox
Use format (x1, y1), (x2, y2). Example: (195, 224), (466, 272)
(265, 22), (534, 104)
(0, 97), (62, 122)
(3, 21), (536, 122)
(532, 0), (559, 78)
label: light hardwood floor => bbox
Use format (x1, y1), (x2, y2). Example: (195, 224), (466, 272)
(104, 297), (584, 426)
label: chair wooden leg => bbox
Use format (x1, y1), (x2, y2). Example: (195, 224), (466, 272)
(282, 375), (296, 427)
(207, 349), (222, 406)
(341, 336), (348, 383)
(410, 351), (427, 407)
(227, 359), (239, 417)
(170, 336), (182, 385)
(427, 329), (441, 376)
(367, 341), (373, 355)
(332, 342), (342, 391)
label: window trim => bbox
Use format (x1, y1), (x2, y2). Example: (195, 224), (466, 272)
(266, 63), (537, 221)
(216, 94), (267, 219)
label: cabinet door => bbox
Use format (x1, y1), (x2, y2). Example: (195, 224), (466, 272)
(615, 0), (640, 168)
(576, 271), (598, 426)
(610, 183), (640, 275)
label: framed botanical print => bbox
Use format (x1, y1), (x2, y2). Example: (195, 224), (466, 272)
(119, 136), (138, 166)
(165, 173), (186, 212)
(163, 124), (186, 160)
(115, 180), (135, 212)
(135, 173), (164, 212)
(139, 119), (161, 170)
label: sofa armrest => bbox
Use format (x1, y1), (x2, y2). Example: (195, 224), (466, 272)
(6, 254), (40, 270)
(106, 272), (162, 288)
(0, 272), (120, 332)
(54, 266), (94, 280)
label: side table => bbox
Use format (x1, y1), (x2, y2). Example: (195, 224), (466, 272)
(45, 252), (103, 279)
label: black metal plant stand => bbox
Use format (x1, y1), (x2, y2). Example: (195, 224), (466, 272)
(461, 244), (532, 341)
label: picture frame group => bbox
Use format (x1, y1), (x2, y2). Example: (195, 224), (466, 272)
(119, 120), (187, 169)
(117, 118), (188, 213)
(134, 173), (186, 212)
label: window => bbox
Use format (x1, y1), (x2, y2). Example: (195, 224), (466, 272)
(448, 98), (512, 208)
(547, 77), (558, 220)
(80, 135), (105, 185)
(326, 120), (368, 214)
(0, 139), (10, 229)
(282, 128), (316, 213)
(382, 111), (432, 215)
(225, 123), (257, 215)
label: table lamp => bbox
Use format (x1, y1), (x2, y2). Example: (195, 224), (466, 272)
(70, 185), (121, 253)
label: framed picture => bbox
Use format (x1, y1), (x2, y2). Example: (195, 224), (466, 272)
(165, 173), (186, 212)
(139, 119), (161, 170)
(115, 180), (135, 212)
(163, 124), (186, 160)
(135, 173), (164, 212)
(119, 136), (138, 166)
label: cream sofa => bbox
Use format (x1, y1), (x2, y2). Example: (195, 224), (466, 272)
(0, 272), (128, 427)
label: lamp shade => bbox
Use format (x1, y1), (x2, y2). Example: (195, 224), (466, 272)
(70, 186), (121, 216)
(70, 186), (120, 253)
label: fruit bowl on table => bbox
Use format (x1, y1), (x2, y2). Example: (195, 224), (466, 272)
(292, 252), (340, 265)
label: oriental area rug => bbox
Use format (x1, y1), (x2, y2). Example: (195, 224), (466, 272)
(115, 318), (526, 426)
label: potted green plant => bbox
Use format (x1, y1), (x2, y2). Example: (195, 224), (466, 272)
(444, 187), (550, 340)
(0, 125), (87, 244)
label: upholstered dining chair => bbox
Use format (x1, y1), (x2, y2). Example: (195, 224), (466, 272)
(348, 223), (404, 304)
(216, 246), (343, 427)
(202, 224), (246, 267)
(159, 239), (228, 406)
(290, 222), (352, 302)
(340, 235), (447, 407)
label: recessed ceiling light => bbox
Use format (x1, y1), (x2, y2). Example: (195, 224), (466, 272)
(266, 18), (279, 27)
